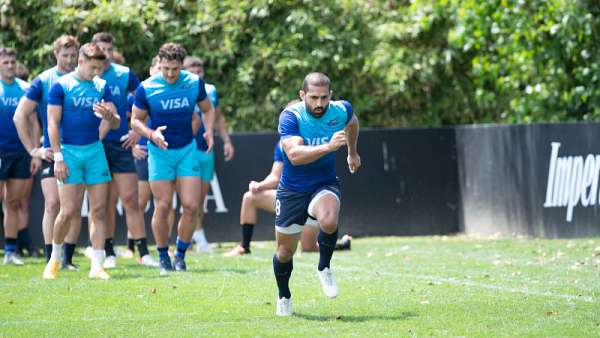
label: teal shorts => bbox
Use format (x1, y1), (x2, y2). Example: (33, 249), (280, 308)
(61, 141), (111, 185)
(196, 149), (214, 182)
(148, 140), (201, 181)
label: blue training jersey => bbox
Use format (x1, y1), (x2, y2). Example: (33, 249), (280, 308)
(102, 63), (140, 142)
(134, 70), (207, 149)
(194, 83), (218, 151)
(0, 78), (29, 152)
(25, 66), (64, 148)
(48, 72), (114, 145)
(278, 100), (353, 192)
(273, 141), (284, 162)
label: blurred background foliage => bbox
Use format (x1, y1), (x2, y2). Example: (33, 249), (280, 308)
(1, 0), (599, 130)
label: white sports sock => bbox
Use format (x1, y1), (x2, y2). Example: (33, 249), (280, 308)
(91, 250), (105, 270)
(51, 242), (63, 261)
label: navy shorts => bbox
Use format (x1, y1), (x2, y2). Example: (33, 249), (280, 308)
(275, 182), (341, 234)
(103, 141), (136, 174)
(135, 157), (149, 181)
(40, 160), (54, 179)
(0, 150), (31, 180)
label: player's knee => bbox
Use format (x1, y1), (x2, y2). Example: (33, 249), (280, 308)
(4, 197), (21, 211)
(180, 200), (198, 215)
(121, 192), (140, 211)
(89, 204), (106, 220)
(276, 246), (295, 261)
(154, 198), (170, 213)
(318, 212), (338, 232)
(59, 205), (79, 220)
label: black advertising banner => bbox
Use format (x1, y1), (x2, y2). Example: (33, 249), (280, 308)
(456, 123), (600, 238)
(0, 128), (460, 246)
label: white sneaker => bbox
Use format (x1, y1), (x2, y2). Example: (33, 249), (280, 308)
(103, 255), (117, 269)
(84, 246), (93, 259)
(3, 253), (24, 266)
(317, 267), (339, 298)
(139, 254), (159, 267)
(276, 297), (293, 317)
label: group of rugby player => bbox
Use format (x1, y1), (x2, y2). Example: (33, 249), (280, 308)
(1, 32), (360, 316)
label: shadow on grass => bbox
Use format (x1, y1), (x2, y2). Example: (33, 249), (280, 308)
(107, 267), (254, 280)
(294, 311), (417, 322)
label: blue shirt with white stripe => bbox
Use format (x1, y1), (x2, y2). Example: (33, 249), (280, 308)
(48, 73), (114, 145)
(278, 100), (353, 192)
(194, 83), (218, 151)
(0, 78), (29, 152)
(134, 70), (207, 149)
(25, 66), (64, 148)
(102, 63), (140, 142)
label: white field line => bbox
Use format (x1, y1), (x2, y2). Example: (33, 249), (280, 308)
(244, 254), (596, 304)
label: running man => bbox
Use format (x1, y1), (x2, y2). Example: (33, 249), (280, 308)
(131, 43), (215, 275)
(0, 47), (31, 265)
(91, 32), (157, 268)
(14, 35), (83, 268)
(272, 72), (360, 316)
(225, 141), (351, 257)
(43, 42), (120, 280)
(183, 56), (235, 253)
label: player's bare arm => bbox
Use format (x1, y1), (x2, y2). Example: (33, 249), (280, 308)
(132, 106), (168, 149)
(197, 97), (215, 152)
(281, 132), (346, 166)
(250, 161), (283, 193)
(345, 115), (361, 173)
(48, 104), (68, 181)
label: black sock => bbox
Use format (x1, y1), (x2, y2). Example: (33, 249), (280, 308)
(134, 238), (149, 258)
(128, 239), (135, 252)
(63, 242), (76, 265)
(273, 255), (293, 299)
(318, 229), (338, 271)
(241, 224), (254, 253)
(17, 228), (33, 254)
(45, 244), (52, 262)
(105, 238), (116, 257)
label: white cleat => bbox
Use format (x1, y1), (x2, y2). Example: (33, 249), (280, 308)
(84, 246), (94, 259)
(276, 297), (293, 317)
(195, 243), (212, 254)
(103, 255), (117, 269)
(139, 254), (159, 267)
(317, 267), (339, 298)
(89, 267), (110, 280)
(3, 253), (24, 266)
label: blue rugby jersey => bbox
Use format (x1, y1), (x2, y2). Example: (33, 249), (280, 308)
(134, 70), (207, 149)
(48, 73), (114, 145)
(278, 100), (353, 192)
(0, 78), (29, 151)
(102, 63), (140, 142)
(273, 141), (283, 162)
(194, 83), (218, 151)
(25, 66), (64, 148)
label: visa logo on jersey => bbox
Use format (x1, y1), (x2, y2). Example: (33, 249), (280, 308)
(0, 97), (20, 107)
(72, 97), (100, 108)
(305, 136), (329, 146)
(160, 97), (190, 110)
(109, 86), (121, 96)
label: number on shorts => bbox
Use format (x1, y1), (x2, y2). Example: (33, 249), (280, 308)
(275, 199), (281, 216)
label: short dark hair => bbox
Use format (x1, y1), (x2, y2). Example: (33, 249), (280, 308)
(53, 35), (80, 53)
(158, 43), (187, 63)
(91, 32), (114, 44)
(183, 56), (203, 69)
(303, 72), (331, 91)
(0, 47), (17, 58)
(79, 43), (106, 61)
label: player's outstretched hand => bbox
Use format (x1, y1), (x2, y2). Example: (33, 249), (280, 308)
(328, 130), (347, 152)
(122, 130), (141, 149)
(132, 144), (148, 160)
(348, 153), (361, 174)
(151, 126), (169, 150)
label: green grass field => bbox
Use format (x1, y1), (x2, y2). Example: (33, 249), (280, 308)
(1, 236), (599, 337)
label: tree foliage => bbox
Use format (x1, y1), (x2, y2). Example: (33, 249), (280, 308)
(1, 0), (599, 130)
